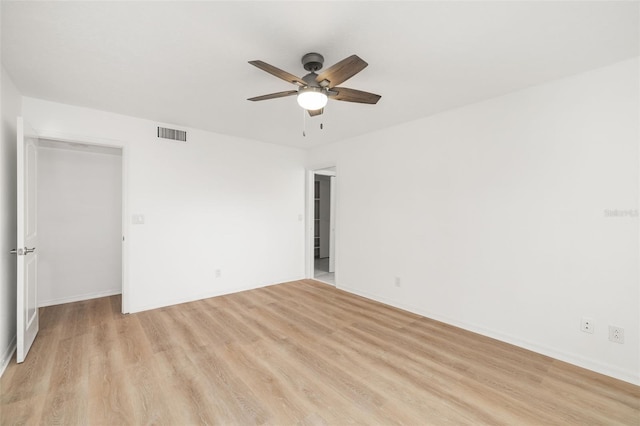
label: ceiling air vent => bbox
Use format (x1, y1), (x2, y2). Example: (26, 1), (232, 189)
(157, 126), (187, 142)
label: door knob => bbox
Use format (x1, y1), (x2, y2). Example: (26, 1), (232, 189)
(10, 248), (24, 255)
(24, 247), (36, 254)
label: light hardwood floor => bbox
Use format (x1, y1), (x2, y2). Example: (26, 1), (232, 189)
(1, 279), (638, 425)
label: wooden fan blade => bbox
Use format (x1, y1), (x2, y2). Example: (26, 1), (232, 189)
(329, 87), (381, 104)
(307, 108), (324, 117)
(249, 60), (306, 86)
(315, 55), (368, 88)
(247, 90), (298, 102)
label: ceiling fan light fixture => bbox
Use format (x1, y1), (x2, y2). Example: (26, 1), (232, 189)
(297, 87), (328, 110)
(248, 54), (381, 117)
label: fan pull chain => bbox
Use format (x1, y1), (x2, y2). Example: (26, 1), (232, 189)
(302, 108), (307, 137)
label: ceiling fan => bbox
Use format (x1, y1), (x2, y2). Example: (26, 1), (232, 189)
(247, 53), (381, 117)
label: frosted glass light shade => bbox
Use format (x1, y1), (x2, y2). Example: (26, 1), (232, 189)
(297, 88), (328, 110)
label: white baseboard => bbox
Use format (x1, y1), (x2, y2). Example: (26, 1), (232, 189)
(38, 289), (122, 307)
(0, 335), (16, 378)
(338, 284), (640, 386)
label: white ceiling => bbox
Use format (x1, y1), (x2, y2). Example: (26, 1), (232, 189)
(2, 1), (638, 149)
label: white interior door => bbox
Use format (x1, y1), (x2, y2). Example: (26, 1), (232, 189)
(329, 176), (336, 273)
(15, 117), (39, 363)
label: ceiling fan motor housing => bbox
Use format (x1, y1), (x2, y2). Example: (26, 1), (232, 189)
(302, 72), (321, 88)
(301, 52), (324, 72)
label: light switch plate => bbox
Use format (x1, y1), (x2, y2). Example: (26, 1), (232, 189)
(132, 214), (145, 225)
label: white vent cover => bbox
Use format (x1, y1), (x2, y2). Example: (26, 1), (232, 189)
(157, 126), (187, 142)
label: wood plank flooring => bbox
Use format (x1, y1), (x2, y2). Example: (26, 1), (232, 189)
(1, 279), (638, 425)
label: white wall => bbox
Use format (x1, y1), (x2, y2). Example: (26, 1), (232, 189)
(37, 144), (122, 306)
(24, 98), (307, 313)
(0, 66), (21, 375)
(309, 58), (640, 385)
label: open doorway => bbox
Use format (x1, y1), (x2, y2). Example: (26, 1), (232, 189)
(311, 168), (336, 285)
(15, 118), (129, 363)
(37, 139), (124, 308)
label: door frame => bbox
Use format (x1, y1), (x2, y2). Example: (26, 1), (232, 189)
(329, 175), (336, 273)
(34, 130), (130, 313)
(306, 166), (336, 284)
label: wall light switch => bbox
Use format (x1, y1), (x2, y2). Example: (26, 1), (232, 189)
(132, 214), (145, 225)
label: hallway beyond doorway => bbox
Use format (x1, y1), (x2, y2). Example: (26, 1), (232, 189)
(314, 257), (335, 285)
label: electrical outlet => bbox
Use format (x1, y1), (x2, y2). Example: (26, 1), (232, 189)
(394, 277), (401, 288)
(609, 326), (624, 344)
(580, 318), (594, 334)
(215, 269), (221, 278)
